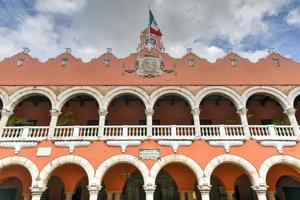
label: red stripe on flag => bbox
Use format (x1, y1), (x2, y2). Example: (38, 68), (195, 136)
(150, 27), (163, 36)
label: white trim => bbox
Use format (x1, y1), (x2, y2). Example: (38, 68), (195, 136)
(39, 155), (95, 187)
(8, 87), (56, 110)
(0, 156), (39, 181)
(56, 86), (104, 110)
(288, 87), (300, 108)
(103, 86), (150, 109)
(204, 154), (260, 186)
(150, 87), (196, 109)
(259, 155), (300, 183)
(242, 86), (290, 110)
(195, 86), (243, 109)
(149, 154), (204, 185)
(0, 88), (9, 109)
(95, 154), (149, 186)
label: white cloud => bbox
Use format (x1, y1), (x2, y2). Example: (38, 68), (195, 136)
(0, 0), (294, 62)
(35, 0), (87, 15)
(286, 7), (300, 27)
(237, 50), (270, 62)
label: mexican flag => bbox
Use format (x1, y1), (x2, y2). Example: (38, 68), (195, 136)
(149, 9), (163, 36)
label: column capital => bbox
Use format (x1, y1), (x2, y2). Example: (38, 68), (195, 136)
(236, 107), (248, 115)
(251, 184), (268, 194)
(49, 109), (61, 117)
(145, 108), (154, 116)
(87, 184), (102, 194)
(98, 108), (108, 116)
(197, 184), (212, 194)
(284, 108), (296, 116)
(30, 185), (47, 195)
(191, 108), (201, 116)
(143, 184), (156, 193)
(1, 109), (13, 117)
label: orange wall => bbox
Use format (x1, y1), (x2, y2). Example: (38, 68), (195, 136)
(106, 98), (145, 125)
(61, 101), (99, 125)
(153, 100), (192, 125)
(200, 99), (240, 124)
(247, 100), (284, 125)
(13, 101), (51, 126)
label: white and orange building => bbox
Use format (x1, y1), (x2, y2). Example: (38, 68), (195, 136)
(0, 29), (299, 200)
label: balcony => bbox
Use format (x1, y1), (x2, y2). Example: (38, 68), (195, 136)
(0, 124), (298, 153)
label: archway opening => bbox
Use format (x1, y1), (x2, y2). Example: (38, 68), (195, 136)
(72, 177), (107, 200)
(153, 95), (192, 125)
(0, 99), (3, 119)
(209, 175), (227, 200)
(266, 164), (300, 200)
(293, 96), (300, 124)
(106, 95), (146, 125)
(200, 95), (240, 125)
(60, 95), (99, 126)
(102, 163), (143, 200)
(9, 95), (51, 126)
(42, 164), (88, 200)
(246, 95), (286, 125)
(0, 165), (32, 200)
(154, 163), (198, 200)
(210, 163), (256, 200)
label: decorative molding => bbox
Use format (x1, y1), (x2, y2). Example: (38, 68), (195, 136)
(0, 141), (38, 154)
(259, 140), (296, 153)
(54, 141), (91, 153)
(106, 140), (141, 152)
(208, 140), (244, 153)
(158, 140), (192, 152)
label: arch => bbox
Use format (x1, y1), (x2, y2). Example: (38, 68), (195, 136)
(150, 87), (196, 109)
(95, 155), (149, 186)
(195, 86), (243, 109)
(242, 86), (290, 110)
(56, 86), (104, 110)
(259, 155), (300, 183)
(0, 156), (39, 182)
(0, 88), (9, 109)
(39, 155), (95, 187)
(8, 87), (56, 110)
(150, 154), (204, 186)
(288, 87), (300, 107)
(103, 86), (150, 109)
(204, 154), (260, 186)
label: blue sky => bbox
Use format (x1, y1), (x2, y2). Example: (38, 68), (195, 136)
(0, 0), (300, 62)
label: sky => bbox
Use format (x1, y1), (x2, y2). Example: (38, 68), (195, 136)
(0, 0), (300, 62)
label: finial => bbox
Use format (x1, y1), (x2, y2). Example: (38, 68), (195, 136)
(106, 48), (112, 53)
(65, 48), (72, 54)
(23, 47), (30, 54)
(268, 48), (275, 54)
(227, 48), (233, 54)
(187, 48), (193, 54)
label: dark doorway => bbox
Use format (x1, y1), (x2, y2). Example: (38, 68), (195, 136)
(154, 170), (180, 200)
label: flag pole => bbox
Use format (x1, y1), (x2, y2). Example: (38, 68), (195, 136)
(148, 4), (151, 49)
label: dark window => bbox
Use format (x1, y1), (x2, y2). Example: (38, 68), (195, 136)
(200, 119), (212, 125)
(87, 120), (99, 125)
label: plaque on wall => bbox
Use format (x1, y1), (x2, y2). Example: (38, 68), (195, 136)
(139, 148), (160, 160)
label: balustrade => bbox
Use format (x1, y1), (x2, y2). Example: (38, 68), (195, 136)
(0, 125), (298, 142)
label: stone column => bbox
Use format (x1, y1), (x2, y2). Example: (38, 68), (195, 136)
(236, 108), (250, 137)
(23, 193), (31, 200)
(198, 185), (211, 200)
(268, 191), (276, 200)
(65, 192), (74, 200)
(87, 185), (101, 200)
(30, 186), (46, 200)
(98, 108), (108, 137)
(145, 108), (154, 137)
(191, 108), (201, 137)
(284, 108), (300, 137)
(227, 191), (234, 200)
(48, 109), (61, 137)
(144, 185), (156, 200)
(252, 185), (268, 200)
(0, 109), (13, 134)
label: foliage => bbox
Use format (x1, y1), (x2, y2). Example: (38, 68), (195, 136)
(272, 116), (290, 125)
(224, 119), (240, 125)
(57, 111), (75, 126)
(7, 116), (27, 126)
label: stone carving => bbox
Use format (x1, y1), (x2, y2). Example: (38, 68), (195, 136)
(136, 56), (164, 77)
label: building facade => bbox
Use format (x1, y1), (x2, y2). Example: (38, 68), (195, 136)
(0, 29), (299, 200)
